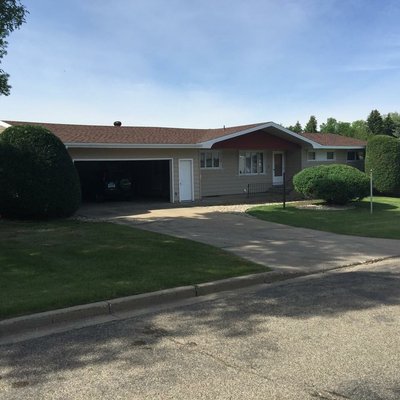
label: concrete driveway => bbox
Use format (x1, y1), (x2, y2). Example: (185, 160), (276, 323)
(78, 202), (400, 273)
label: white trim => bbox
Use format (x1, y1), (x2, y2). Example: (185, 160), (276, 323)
(170, 159), (175, 203)
(178, 159), (194, 202)
(72, 157), (173, 162)
(66, 142), (202, 149)
(0, 121), (11, 128)
(72, 157), (175, 203)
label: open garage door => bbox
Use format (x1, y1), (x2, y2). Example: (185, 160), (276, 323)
(75, 160), (172, 202)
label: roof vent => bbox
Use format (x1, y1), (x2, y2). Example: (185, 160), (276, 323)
(114, 121), (122, 127)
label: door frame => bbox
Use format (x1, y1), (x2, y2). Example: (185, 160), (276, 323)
(272, 151), (285, 185)
(178, 159), (194, 201)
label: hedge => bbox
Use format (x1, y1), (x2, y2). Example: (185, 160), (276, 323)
(365, 135), (400, 195)
(293, 164), (369, 205)
(0, 125), (81, 218)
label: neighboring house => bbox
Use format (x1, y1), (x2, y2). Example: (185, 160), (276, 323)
(0, 120), (366, 203)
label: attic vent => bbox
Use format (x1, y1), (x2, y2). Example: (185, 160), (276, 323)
(114, 121), (122, 127)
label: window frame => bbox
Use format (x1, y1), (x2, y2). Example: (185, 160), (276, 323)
(238, 151), (265, 176)
(200, 150), (221, 169)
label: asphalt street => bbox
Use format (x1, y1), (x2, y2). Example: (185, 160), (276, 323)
(1, 259), (400, 399)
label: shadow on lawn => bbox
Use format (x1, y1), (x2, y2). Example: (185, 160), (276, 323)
(1, 265), (400, 390)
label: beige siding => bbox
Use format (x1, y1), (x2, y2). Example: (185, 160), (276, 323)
(68, 147), (200, 202)
(200, 149), (302, 196)
(301, 148), (351, 169)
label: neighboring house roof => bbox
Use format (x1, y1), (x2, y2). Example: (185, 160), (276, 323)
(1, 120), (366, 149)
(300, 132), (366, 147)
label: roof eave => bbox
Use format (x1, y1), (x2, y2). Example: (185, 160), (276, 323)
(65, 142), (203, 149)
(0, 120), (11, 128)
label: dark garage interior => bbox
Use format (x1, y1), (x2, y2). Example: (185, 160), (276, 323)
(75, 160), (171, 202)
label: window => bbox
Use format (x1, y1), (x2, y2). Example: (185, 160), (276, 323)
(308, 150), (335, 161)
(239, 151), (264, 175)
(307, 151), (316, 161)
(326, 151), (335, 160)
(347, 151), (364, 161)
(200, 151), (221, 169)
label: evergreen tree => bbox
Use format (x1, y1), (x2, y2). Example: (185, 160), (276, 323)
(367, 109), (384, 135)
(383, 114), (395, 136)
(288, 121), (303, 133)
(305, 116), (318, 133)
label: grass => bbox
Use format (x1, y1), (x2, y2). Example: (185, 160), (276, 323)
(247, 196), (400, 240)
(0, 219), (267, 319)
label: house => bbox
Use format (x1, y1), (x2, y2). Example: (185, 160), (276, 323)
(0, 120), (366, 203)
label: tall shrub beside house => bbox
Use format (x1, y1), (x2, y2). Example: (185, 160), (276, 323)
(0, 125), (81, 218)
(293, 164), (369, 205)
(365, 135), (400, 195)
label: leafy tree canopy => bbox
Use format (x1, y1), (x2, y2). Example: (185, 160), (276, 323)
(0, 0), (28, 96)
(320, 118), (337, 134)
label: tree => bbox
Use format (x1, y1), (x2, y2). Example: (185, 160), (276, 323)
(0, 125), (81, 218)
(382, 113), (396, 136)
(320, 118), (337, 134)
(0, 0), (28, 96)
(305, 116), (318, 133)
(288, 121), (302, 133)
(388, 112), (400, 138)
(351, 120), (370, 140)
(367, 109), (384, 135)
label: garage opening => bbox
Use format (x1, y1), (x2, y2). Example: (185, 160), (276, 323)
(74, 160), (172, 202)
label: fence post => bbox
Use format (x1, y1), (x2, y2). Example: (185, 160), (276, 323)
(283, 172), (286, 209)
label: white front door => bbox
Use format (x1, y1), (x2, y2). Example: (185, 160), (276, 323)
(272, 152), (285, 185)
(179, 159), (193, 201)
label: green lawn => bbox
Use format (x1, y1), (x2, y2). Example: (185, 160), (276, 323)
(248, 197), (400, 240)
(0, 220), (266, 319)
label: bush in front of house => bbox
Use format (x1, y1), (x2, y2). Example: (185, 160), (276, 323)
(365, 135), (400, 195)
(293, 164), (369, 205)
(0, 125), (81, 219)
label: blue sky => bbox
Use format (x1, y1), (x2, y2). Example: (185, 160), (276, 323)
(1, 0), (400, 128)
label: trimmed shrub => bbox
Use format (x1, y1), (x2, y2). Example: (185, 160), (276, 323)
(0, 125), (81, 218)
(365, 135), (400, 195)
(293, 164), (369, 205)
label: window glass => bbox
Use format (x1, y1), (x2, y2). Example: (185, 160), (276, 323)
(239, 151), (264, 174)
(245, 152), (251, 174)
(347, 151), (356, 161)
(239, 154), (245, 174)
(213, 152), (220, 168)
(327, 151), (335, 160)
(251, 153), (258, 173)
(200, 152), (205, 168)
(200, 151), (220, 168)
(258, 153), (264, 173)
(308, 151), (316, 161)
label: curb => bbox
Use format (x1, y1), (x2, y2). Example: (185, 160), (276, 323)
(1, 256), (398, 339)
(0, 270), (304, 338)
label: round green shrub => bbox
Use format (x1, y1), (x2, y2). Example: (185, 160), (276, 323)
(0, 125), (81, 218)
(293, 164), (369, 205)
(365, 135), (400, 195)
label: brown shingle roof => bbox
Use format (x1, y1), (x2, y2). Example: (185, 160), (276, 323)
(4, 121), (264, 145)
(2, 121), (366, 148)
(300, 132), (366, 147)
